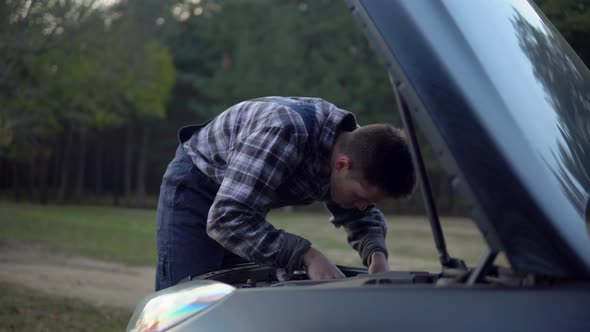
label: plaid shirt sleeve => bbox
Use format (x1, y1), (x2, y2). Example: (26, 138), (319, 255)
(325, 201), (388, 267)
(206, 125), (311, 271)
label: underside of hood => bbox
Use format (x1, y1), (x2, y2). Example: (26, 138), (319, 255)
(346, 0), (590, 278)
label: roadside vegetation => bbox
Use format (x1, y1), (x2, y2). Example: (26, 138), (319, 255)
(0, 203), (485, 331)
(1, 202), (157, 265)
(0, 202), (486, 269)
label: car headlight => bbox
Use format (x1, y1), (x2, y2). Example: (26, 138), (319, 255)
(127, 280), (235, 332)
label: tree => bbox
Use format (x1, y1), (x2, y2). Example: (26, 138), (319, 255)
(168, 0), (398, 124)
(0, 0), (177, 205)
(535, 0), (590, 65)
(0, 0), (106, 202)
(0, 0), (100, 149)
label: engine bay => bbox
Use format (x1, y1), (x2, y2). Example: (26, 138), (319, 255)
(183, 262), (538, 289)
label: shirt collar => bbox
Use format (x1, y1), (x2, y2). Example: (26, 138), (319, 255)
(313, 106), (358, 197)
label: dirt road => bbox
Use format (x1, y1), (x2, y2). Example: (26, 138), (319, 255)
(0, 243), (154, 311)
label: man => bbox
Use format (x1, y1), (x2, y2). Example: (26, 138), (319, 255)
(155, 96), (415, 291)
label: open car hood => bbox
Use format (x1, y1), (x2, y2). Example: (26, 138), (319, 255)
(347, 0), (590, 278)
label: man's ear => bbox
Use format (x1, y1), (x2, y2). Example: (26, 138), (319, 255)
(335, 156), (351, 170)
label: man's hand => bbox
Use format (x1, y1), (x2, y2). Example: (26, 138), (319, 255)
(368, 251), (390, 274)
(303, 247), (346, 280)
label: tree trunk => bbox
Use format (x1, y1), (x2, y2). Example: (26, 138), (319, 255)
(135, 125), (149, 208)
(95, 135), (104, 198)
(52, 138), (62, 196)
(39, 152), (50, 204)
(124, 125), (134, 206)
(0, 159), (4, 188)
(37, 143), (52, 205)
(12, 161), (20, 201)
(0, 159), (4, 189)
(113, 161), (121, 206)
(58, 127), (74, 203)
(74, 127), (87, 200)
(28, 148), (37, 201)
(113, 129), (121, 206)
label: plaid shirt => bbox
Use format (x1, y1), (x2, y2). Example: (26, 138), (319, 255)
(184, 97), (388, 271)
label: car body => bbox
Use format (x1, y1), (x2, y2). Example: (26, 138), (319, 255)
(127, 1), (590, 331)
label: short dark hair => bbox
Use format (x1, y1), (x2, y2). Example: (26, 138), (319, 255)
(342, 124), (416, 198)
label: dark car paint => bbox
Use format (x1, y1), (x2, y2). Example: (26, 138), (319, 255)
(172, 285), (590, 332)
(348, 0), (590, 278)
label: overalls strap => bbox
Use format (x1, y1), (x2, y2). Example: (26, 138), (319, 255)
(178, 97), (316, 144)
(252, 97), (316, 136)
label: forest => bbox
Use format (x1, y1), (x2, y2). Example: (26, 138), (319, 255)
(1, 0), (588, 215)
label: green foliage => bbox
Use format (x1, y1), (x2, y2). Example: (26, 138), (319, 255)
(125, 40), (176, 121)
(536, 0), (590, 65)
(169, 0), (398, 124)
(0, 1), (98, 153)
(2, 0), (587, 208)
(0, 0), (177, 160)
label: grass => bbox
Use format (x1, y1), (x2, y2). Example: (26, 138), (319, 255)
(0, 202), (490, 269)
(0, 202), (157, 266)
(0, 282), (132, 332)
(0, 202), (491, 331)
(268, 211), (489, 271)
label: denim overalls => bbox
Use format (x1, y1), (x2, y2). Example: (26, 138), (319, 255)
(155, 97), (316, 291)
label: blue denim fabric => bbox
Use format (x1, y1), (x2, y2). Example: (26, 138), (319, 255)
(252, 97), (316, 136)
(155, 145), (247, 291)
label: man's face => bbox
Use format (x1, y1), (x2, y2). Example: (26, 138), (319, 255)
(330, 158), (386, 210)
